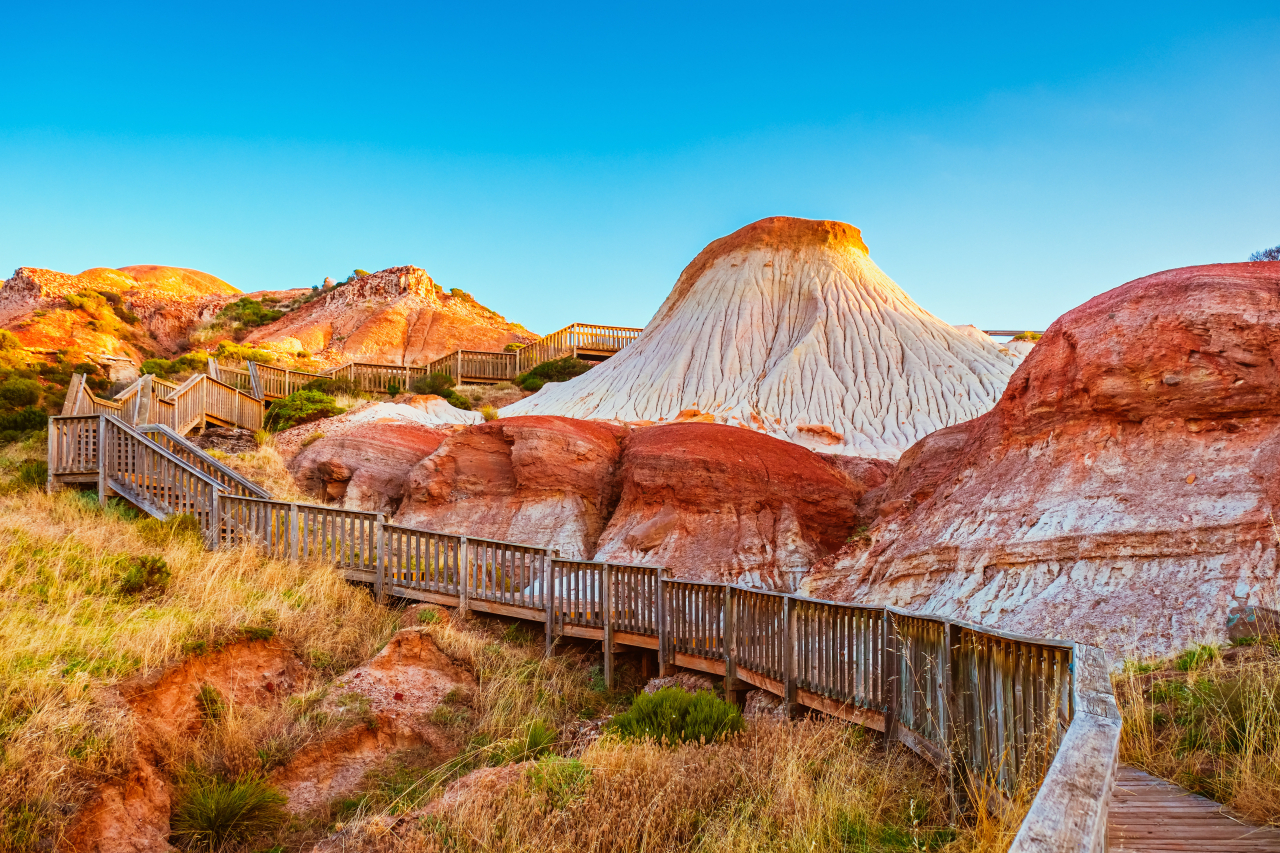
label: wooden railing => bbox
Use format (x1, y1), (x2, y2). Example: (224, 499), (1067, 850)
(515, 323), (642, 374)
(135, 423), (270, 499)
(425, 351), (518, 385)
(64, 373), (264, 435)
(45, 418), (1119, 852)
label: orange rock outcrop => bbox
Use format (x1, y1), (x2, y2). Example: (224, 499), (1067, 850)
(809, 261), (1280, 658)
(243, 266), (538, 367)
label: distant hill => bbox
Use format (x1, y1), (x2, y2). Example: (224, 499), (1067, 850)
(241, 266), (538, 367)
(0, 264), (536, 382)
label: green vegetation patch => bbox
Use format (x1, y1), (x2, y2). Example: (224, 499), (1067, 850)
(410, 372), (472, 410)
(515, 356), (592, 392)
(264, 389), (344, 432)
(607, 687), (745, 745)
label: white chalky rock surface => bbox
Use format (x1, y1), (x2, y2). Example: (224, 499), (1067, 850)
(503, 217), (1023, 460)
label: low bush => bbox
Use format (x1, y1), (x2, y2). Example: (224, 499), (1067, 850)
(264, 390), (343, 432)
(117, 555), (172, 596)
(607, 687), (745, 745)
(141, 352), (209, 379)
(0, 407), (46, 434)
(480, 404), (499, 421)
(515, 356), (592, 392)
(14, 460), (47, 489)
(169, 776), (287, 850)
(409, 372), (472, 410)
(301, 377), (357, 397)
(1010, 331), (1042, 342)
(214, 340), (276, 364)
(0, 379), (40, 410)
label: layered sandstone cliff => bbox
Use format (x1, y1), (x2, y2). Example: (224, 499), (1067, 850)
(808, 262), (1280, 659)
(503, 217), (1023, 459)
(243, 266), (538, 366)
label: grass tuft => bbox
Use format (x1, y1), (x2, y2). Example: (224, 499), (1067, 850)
(170, 776), (287, 851)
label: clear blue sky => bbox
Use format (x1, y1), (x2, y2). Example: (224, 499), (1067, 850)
(2, 2), (1277, 336)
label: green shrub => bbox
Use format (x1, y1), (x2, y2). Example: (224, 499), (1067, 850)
(607, 687), (744, 745)
(528, 756), (590, 808)
(213, 341), (275, 364)
(516, 356), (593, 392)
(300, 377), (357, 397)
(1011, 331), (1042, 342)
(386, 379), (401, 397)
(117, 555), (171, 596)
(169, 776), (287, 850)
(214, 297), (284, 331)
(196, 684), (226, 722)
(0, 407), (46, 434)
(264, 390), (343, 432)
(409, 372), (472, 410)
(1175, 643), (1221, 672)
(492, 719), (558, 764)
(140, 352), (209, 378)
(0, 379), (40, 410)
(0, 330), (21, 351)
(15, 460), (47, 489)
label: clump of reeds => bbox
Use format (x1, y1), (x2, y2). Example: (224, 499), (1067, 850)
(1116, 638), (1280, 826)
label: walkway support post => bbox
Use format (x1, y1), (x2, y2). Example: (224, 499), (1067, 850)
(657, 574), (671, 677)
(374, 513), (386, 604)
(724, 585), (740, 704)
(944, 621), (966, 819)
(458, 536), (470, 618)
(602, 563), (614, 689)
(289, 504), (300, 561)
(884, 610), (901, 754)
(96, 415), (108, 507)
(544, 548), (555, 656)
(781, 594), (797, 717)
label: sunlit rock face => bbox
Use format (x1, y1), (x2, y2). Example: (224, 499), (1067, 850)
(503, 216), (1022, 460)
(807, 261), (1280, 660)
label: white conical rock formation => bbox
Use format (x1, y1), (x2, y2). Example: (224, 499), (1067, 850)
(503, 217), (1023, 459)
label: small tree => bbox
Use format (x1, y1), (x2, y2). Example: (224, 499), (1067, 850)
(1249, 245), (1280, 262)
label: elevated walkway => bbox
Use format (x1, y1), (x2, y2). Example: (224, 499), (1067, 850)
(61, 372), (264, 435)
(46, 409), (1131, 853)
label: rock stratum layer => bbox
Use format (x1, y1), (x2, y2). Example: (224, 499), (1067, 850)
(503, 217), (1023, 459)
(298, 414), (887, 587)
(809, 261), (1280, 659)
(244, 266), (538, 367)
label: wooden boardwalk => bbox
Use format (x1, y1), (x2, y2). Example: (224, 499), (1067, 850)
(1109, 765), (1280, 852)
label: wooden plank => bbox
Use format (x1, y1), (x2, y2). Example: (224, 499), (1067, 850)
(613, 630), (658, 649)
(796, 687), (887, 732)
(673, 651), (727, 676)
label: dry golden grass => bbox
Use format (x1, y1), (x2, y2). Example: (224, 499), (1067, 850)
(0, 479), (399, 848)
(1116, 640), (1280, 827)
(328, 719), (1033, 853)
(214, 436), (312, 502)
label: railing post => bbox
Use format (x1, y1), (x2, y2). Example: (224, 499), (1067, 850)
(657, 573), (671, 676)
(289, 503), (299, 561)
(602, 563), (614, 689)
(206, 489), (222, 550)
(544, 548), (556, 656)
(944, 621), (968, 819)
(884, 609), (901, 753)
(46, 418), (57, 494)
(782, 594), (798, 717)
(458, 536), (470, 617)
(374, 512), (386, 604)
(724, 585), (740, 704)
(96, 415), (108, 506)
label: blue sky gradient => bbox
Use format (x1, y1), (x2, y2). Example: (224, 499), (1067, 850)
(2, 2), (1277, 335)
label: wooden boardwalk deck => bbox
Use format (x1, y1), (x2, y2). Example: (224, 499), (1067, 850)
(1109, 765), (1280, 852)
